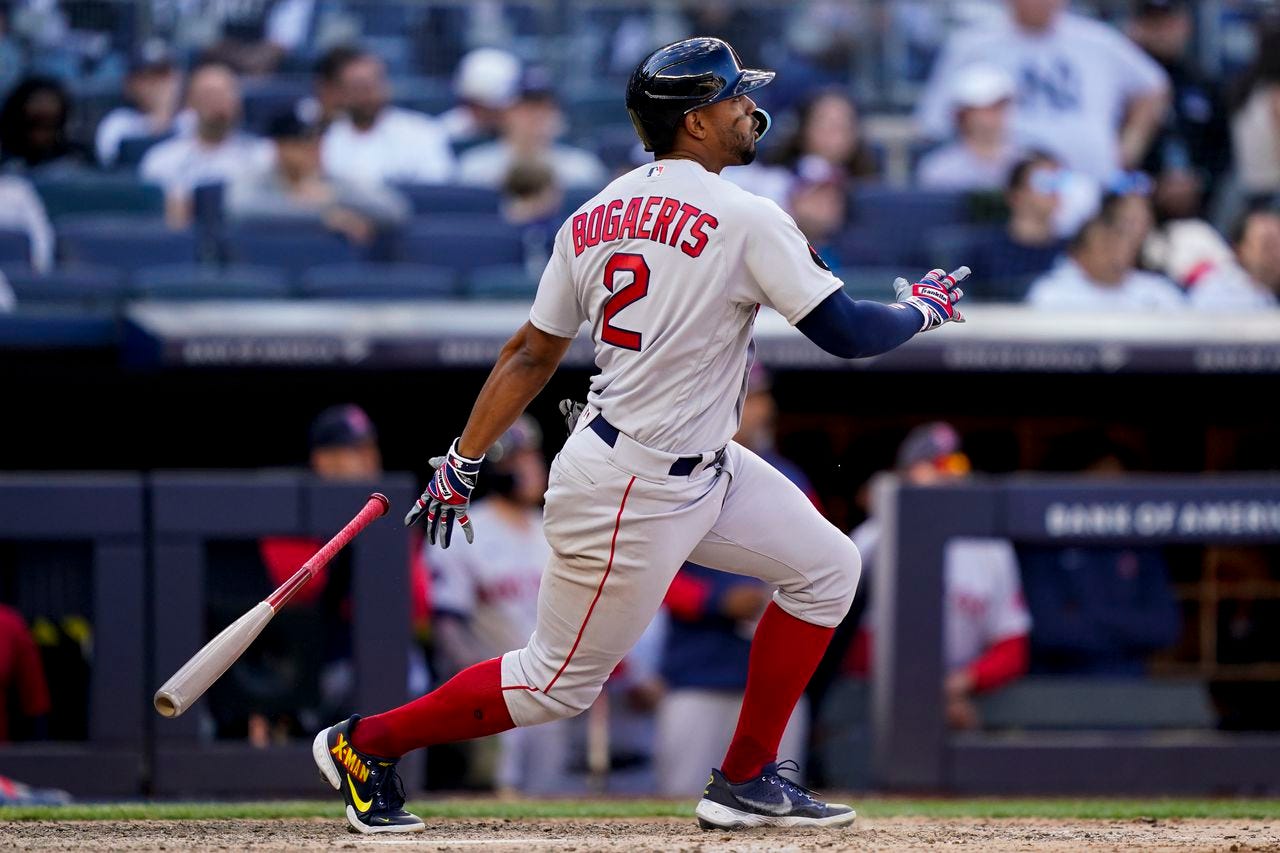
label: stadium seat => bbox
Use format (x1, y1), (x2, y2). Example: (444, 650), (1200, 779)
(115, 134), (173, 169)
(58, 216), (198, 272)
(835, 266), (905, 301)
(927, 224), (1006, 272)
(0, 229), (32, 267)
(838, 186), (974, 266)
(33, 174), (165, 220)
(3, 265), (126, 306)
(240, 76), (311, 133)
(976, 678), (1215, 731)
(567, 90), (628, 137)
(224, 221), (361, 278)
(131, 264), (291, 300)
(850, 186), (970, 233)
(401, 216), (525, 272)
(466, 264), (539, 300)
(298, 263), (458, 299)
(394, 184), (501, 216)
(390, 76), (454, 116)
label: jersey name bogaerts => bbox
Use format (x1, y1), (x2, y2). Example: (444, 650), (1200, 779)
(529, 159), (842, 455)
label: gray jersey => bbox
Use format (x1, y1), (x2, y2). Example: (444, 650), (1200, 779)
(529, 159), (841, 455)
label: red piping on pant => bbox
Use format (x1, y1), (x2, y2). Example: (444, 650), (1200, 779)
(543, 475), (637, 693)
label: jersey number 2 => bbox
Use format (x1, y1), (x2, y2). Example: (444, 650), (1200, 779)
(601, 252), (650, 351)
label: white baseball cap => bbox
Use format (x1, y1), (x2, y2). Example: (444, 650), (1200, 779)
(952, 64), (1016, 110)
(454, 48), (522, 109)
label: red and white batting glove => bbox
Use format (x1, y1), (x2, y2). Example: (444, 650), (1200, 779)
(893, 266), (969, 332)
(404, 439), (483, 548)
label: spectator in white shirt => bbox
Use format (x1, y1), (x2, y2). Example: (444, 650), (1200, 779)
(321, 51), (455, 187)
(0, 175), (54, 272)
(1187, 210), (1280, 311)
(439, 47), (522, 147)
(1028, 202), (1184, 311)
(295, 45), (361, 133)
(139, 61), (271, 228)
(227, 112), (409, 247)
(917, 0), (1170, 181)
(917, 64), (1022, 192)
(458, 73), (607, 191)
(95, 41), (192, 168)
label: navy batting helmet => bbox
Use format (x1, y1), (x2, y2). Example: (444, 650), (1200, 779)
(625, 37), (774, 153)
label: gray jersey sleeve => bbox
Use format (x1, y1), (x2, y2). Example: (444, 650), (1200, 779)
(736, 197), (844, 324)
(529, 228), (585, 338)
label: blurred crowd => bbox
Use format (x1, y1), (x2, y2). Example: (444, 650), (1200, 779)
(0, 0), (1277, 311)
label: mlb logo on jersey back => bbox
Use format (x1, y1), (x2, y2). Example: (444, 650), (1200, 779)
(647, 164), (665, 178)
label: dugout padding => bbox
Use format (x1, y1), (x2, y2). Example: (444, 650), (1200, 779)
(0, 474), (146, 796)
(148, 472), (418, 796)
(872, 474), (1280, 794)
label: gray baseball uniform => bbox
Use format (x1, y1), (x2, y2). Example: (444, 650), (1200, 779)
(500, 158), (861, 726)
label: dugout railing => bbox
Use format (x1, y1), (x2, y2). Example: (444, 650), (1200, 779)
(872, 474), (1280, 794)
(0, 474), (147, 796)
(148, 472), (417, 797)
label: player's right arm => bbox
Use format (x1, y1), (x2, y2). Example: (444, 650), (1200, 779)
(407, 229), (580, 546)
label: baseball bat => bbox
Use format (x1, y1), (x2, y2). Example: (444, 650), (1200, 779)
(153, 492), (391, 718)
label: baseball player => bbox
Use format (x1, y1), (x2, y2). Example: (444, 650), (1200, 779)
(314, 36), (967, 834)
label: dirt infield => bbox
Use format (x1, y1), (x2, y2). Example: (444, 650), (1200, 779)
(2, 817), (1277, 852)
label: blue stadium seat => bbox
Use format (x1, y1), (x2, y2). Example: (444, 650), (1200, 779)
(466, 264), (539, 300)
(115, 134), (173, 169)
(225, 221), (361, 277)
(567, 90), (628, 137)
(241, 76), (311, 133)
(3, 265), (126, 306)
(836, 188), (972, 268)
(394, 184), (501, 216)
(298, 263), (458, 299)
(0, 229), (31, 267)
(850, 186), (970, 233)
(131, 264), (291, 300)
(58, 216), (198, 272)
(401, 216), (525, 271)
(33, 174), (165, 220)
(834, 267), (906, 301)
(391, 76), (454, 116)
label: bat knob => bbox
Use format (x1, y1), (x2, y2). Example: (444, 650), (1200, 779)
(369, 493), (390, 517)
(154, 690), (182, 718)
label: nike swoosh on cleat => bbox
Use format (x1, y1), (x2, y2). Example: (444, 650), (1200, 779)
(735, 790), (793, 816)
(347, 775), (373, 813)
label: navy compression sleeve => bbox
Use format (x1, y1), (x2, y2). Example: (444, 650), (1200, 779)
(794, 289), (926, 358)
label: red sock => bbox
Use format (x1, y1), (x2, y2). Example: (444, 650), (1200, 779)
(350, 657), (515, 758)
(720, 602), (834, 783)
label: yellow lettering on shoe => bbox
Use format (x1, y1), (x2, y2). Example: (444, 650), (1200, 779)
(330, 733), (347, 757)
(358, 763), (369, 783)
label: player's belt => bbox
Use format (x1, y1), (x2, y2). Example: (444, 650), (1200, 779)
(589, 416), (724, 477)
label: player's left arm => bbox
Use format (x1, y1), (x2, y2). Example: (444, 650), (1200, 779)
(1119, 89), (1169, 169)
(795, 267), (969, 359)
(1114, 30), (1172, 169)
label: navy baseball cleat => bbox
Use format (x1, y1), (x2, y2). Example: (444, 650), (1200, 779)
(695, 760), (857, 830)
(313, 715), (424, 834)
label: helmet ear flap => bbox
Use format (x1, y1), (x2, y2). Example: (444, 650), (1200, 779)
(752, 108), (771, 143)
(627, 108), (656, 153)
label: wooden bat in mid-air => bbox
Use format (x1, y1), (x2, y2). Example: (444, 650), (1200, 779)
(153, 492), (391, 718)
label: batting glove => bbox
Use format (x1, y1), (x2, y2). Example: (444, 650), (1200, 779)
(893, 266), (970, 332)
(558, 399), (586, 437)
(405, 439), (483, 548)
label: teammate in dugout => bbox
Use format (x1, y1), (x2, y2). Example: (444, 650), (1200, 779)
(314, 37), (968, 834)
